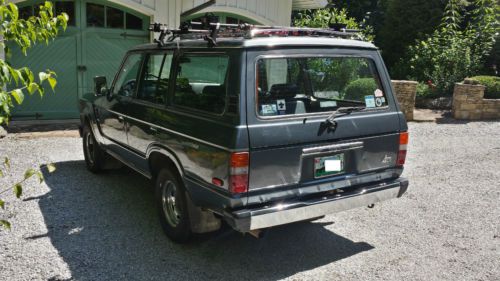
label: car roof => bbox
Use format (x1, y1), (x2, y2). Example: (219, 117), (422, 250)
(130, 36), (377, 51)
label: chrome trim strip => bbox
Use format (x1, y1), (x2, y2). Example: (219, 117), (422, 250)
(106, 109), (232, 152)
(236, 180), (407, 231)
(302, 141), (364, 156)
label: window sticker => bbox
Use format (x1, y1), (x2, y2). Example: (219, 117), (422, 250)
(365, 95), (376, 108)
(261, 104), (277, 115)
(320, 101), (337, 108)
(276, 99), (286, 113)
(374, 89), (384, 97)
(375, 97), (384, 107)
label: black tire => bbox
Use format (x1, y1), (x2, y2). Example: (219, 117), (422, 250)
(82, 124), (106, 173)
(155, 168), (192, 243)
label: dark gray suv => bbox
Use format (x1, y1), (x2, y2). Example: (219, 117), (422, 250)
(79, 24), (409, 243)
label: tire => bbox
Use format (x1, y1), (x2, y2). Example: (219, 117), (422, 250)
(82, 124), (106, 173)
(155, 168), (192, 243)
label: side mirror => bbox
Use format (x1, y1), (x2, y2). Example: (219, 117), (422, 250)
(94, 76), (108, 96)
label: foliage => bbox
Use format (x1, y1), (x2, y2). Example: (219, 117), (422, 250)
(470, 75), (500, 99)
(377, 0), (445, 70)
(344, 78), (378, 101)
(0, 1), (67, 230)
(396, 0), (498, 96)
(293, 8), (375, 42)
(415, 82), (437, 99)
(326, 0), (381, 22)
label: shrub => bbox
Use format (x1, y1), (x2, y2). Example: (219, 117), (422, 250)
(470, 75), (500, 99)
(416, 82), (437, 99)
(344, 78), (377, 101)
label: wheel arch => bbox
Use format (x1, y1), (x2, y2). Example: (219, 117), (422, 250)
(147, 145), (184, 181)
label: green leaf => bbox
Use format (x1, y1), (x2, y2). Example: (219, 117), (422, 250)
(8, 3), (19, 20)
(47, 76), (57, 91)
(4, 158), (10, 169)
(24, 168), (36, 180)
(0, 220), (11, 230)
(38, 72), (49, 82)
(14, 183), (22, 198)
(0, 199), (4, 209)
(27, 83), (38, 94)
(11, 89), (24, 105)
(36, 171), (44, 184)
(47, 163), (56, 173)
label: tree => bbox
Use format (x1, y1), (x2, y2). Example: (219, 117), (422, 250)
(397, 0), (498, 95)
(293, 8), (375, 42)
(0, 1), (67, 229)
(377, 0), (446, 71)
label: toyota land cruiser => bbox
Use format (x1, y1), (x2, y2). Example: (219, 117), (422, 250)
(79, 21), (409, 243)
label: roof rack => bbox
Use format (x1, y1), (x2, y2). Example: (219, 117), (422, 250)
(148, 14), (362, 47)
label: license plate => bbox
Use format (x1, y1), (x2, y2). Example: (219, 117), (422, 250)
(314, 154), (345, 178)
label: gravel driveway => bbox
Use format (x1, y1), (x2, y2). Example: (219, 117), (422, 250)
(0, 119), (499, 281)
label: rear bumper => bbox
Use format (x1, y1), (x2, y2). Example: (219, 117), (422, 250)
(225, 178), (409, 232)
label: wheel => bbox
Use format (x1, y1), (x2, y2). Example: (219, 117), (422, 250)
(155, 168), (192, 243)
(82, 124), (106, 173)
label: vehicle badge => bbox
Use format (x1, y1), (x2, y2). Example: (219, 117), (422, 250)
(382, 154), (392, 164)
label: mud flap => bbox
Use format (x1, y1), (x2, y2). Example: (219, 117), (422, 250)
(186, 192), (221, 233)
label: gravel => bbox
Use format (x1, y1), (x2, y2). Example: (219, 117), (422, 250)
(0, 119), (499, 281)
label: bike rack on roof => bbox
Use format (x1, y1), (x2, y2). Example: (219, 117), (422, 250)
(148, 14), (362, 48)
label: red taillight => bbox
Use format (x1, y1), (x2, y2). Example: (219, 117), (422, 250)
(397, 132), (409, 166)
(229, 152), (249, 194)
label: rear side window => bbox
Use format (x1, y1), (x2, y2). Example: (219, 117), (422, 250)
(256, 56), (387, 117)
(173, 54), (229, 114)
(136, 53), (173, 104)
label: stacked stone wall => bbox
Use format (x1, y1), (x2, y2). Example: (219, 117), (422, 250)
(452, 83), (500, 120)
(392, 80), (417, 121)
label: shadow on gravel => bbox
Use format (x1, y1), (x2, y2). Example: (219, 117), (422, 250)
(37, 160), (373, 281)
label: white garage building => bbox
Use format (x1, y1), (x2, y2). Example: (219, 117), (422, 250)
(9, 0), (327, 119)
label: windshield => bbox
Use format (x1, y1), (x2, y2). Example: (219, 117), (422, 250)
(256, 56), (387, 117)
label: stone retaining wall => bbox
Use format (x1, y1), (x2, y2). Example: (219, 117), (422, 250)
(392, 80), (417, 121)
(452, 83), (500, 120)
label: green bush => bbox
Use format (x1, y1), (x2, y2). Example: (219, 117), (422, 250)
(470, 75), (500, 99)
(416, 82), (437, 99)
(344, 78), (377, 101)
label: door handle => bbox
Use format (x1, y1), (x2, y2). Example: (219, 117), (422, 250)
(117, 116), (124, 122)
(77, 65), (87, 71)
(150, 126), (157, 132)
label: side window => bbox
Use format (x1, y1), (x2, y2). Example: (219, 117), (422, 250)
(173, 54), (229, 114)
(113, 53), (143, 97)
(137, 53), (173, 104)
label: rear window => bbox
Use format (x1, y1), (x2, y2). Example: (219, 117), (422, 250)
(256, 56), (387, 117)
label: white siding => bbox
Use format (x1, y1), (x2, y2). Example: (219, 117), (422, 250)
(180, 0), (293, 26)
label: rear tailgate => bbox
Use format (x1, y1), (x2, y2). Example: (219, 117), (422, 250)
(245, 48), (406, 202)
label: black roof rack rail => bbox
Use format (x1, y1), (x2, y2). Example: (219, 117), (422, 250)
(148, 14), (362, 47)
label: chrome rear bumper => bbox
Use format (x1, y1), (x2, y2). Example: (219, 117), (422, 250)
(227, 178), (409, 232)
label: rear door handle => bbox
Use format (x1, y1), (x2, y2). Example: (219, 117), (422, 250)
(150, 127), (157, 132)
(117, 116), (124, 122)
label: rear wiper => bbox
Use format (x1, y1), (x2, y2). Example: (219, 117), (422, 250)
(325, 106), (366, 129)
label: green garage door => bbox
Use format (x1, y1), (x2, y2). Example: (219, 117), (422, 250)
(9, 0), (150, 120)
